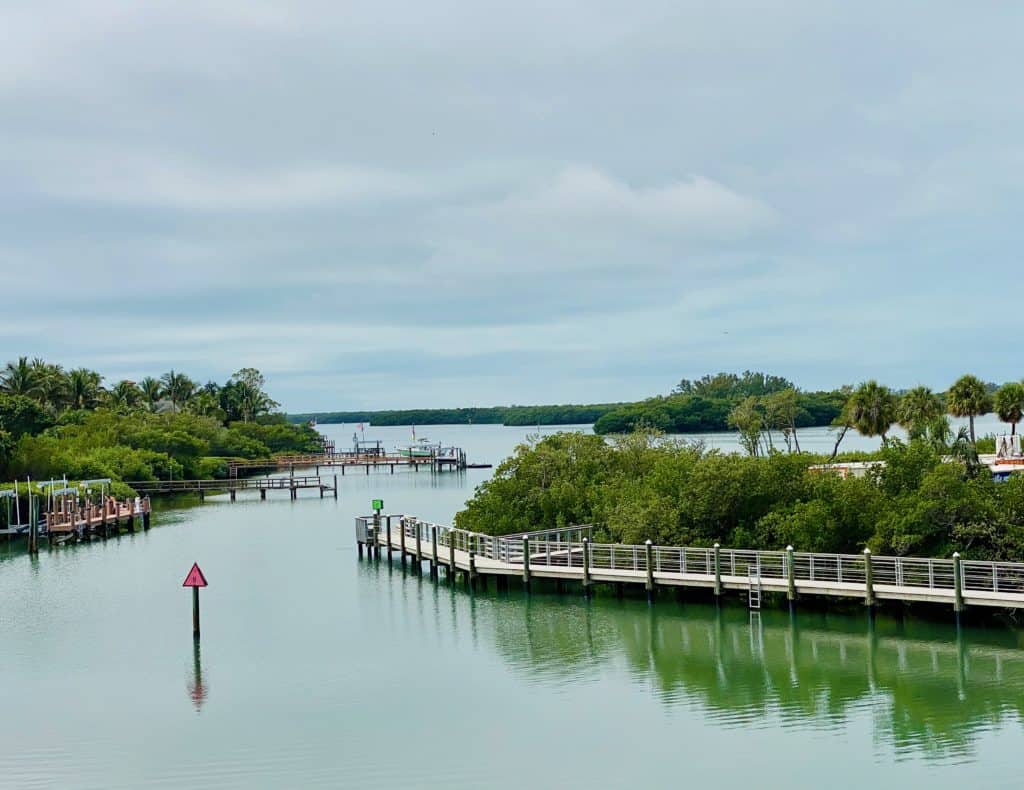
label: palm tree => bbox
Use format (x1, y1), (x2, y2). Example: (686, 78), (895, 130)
(159, 370), (196, 413)
(946, 374), (992, 445)
(29, 358), (67, 410)
(0, 356), (40, 398)
(993, 381), (1024, 436)
(108, 380), (143, 410)
(896, 386), (943, 440)
(139, 376), (163, 411)
(65, 368), (103, 410)
(846, 381), (898, 440)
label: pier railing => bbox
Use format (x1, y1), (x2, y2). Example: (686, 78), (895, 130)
(360, 515), (1024, 599)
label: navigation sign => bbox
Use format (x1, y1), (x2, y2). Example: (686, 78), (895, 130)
(183, 562), (207, 640)
(372, 499), (383, 511)
(182, 562), (208, 588)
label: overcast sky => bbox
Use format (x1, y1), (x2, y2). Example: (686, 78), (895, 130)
(1, 2), (1022, 411)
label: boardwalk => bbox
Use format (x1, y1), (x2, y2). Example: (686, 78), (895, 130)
(355, 514), (1024, 614)
(128, 475), (337, 501)
(228, 449), (467, 478)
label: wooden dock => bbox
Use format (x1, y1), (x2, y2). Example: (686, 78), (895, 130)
(228, 449), (468, 478)
(44, 496), (151, 542)
(355, 515), (1024, 614)
(127, 475), (338, 501)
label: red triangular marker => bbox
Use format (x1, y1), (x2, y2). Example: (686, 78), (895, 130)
(182, 563), (208, 588)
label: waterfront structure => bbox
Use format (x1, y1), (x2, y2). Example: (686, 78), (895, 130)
(356, 514), (1024, 614)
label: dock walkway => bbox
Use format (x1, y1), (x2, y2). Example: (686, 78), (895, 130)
(355, 515), (1024, 614)
(127, 475), (337, 501)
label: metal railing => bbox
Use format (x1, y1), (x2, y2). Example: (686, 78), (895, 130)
(359, 515), (1024, 598)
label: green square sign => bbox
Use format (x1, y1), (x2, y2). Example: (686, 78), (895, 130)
(372, 499), (383, 511)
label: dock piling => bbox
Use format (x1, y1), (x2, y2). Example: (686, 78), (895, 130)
(522, 535), (531, 591)
(953, 552), (964, 613)
(645, 540), (654, 600)
(713, 543), (722, 598)
(864, 548), (875, 607)
(786, 545), (796, 602)
(582, 537), (591, 594)
(431, 526), (439, 578)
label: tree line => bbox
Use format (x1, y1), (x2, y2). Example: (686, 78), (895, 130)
(289, 403), (624, 428)
(0, 358), (318, 484)
(455, 430), (1024, 562)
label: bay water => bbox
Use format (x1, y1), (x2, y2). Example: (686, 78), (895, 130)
(1, 422), (1021, 788)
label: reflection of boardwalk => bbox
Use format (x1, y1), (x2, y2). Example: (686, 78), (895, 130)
(356, 514), (1024, 615)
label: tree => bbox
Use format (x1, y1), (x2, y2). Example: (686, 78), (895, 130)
(896, 386), (943, 440)
(0, 356), (40, 398)
(139, 377), (163, 411)
(762, 388), (804, 452)
(222, 368), (279, 423)
(65, 368), (103, 410)
(160, 370), (196, 413)
(727, 396), (765, 457)
(108, 380), (143, 410)
(946, 374), (992, 445)
(846, 381), (897, 440)
(993, 382), (1024, 436)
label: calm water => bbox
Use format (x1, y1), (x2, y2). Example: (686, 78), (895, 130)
(1, 422), (1022, 789)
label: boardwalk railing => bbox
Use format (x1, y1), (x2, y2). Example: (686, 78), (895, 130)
(357, 515), (1024, 609)
(128, 476), (332, 494)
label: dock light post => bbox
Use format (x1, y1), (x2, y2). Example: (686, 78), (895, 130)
(372, 499), (383, 560)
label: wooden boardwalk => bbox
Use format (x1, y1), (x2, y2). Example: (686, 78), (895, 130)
(355, 515), (1024, 614)
(228, 450), (466, 478)
(127, 475), (337, 501)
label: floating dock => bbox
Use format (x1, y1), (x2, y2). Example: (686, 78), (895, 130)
(355, 514), (1024, 615)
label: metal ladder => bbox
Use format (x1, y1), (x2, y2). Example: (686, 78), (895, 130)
(748, 564), (762, 609)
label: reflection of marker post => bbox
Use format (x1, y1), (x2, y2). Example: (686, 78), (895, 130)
(182, 563), (208, 640)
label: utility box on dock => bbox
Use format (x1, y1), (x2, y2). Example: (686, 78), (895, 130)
(355, 516), (380, 546)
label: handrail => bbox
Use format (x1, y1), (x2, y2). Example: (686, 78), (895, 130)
(358, 514), (1024, 597)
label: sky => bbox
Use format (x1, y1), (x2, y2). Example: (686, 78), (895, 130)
(2, 2), (1022, 412)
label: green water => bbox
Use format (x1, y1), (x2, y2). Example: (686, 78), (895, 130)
(2, 425), (1023, 788)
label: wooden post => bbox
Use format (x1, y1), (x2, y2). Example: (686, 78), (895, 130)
(229, 489), (236, 503)
(333, 475), (338, 499)
(953, 552), (964, 613)
(415, 522), (423, 569)
(399, 518), (407, 566)
(192, 587), (200, 640)
(143, 500), (151, 529)
(260, 488), (266, 500)
(449, 533), (456, 583)
(786, 545), (796, 602)
(713, 543), (722, 598)
(469, 549), (477, 589)
(522, 535), (531, 591)
(199, 489), (206, 503)
(864, 548), (875, 607)
(28, 496), (38, 555)
(431, 526), (439, 578)
(386, 516), (393, 559)
(582, 537), (591, 594)
(645, 540), (654, 599)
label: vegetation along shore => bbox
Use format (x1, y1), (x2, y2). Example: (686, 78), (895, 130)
(455, 372), (1024, 563)
(0, 357), (319, 496)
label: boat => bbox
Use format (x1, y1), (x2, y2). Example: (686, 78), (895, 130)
(396, 439), (442, 458)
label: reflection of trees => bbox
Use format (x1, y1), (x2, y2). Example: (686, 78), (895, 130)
(489, 593), (1024, 761)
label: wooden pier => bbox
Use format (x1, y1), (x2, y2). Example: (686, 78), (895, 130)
(228, 449), (468, 478)
(44, 496), (151, 543)
(127, 475), (338, 501)
(355, 514), (1024, 614)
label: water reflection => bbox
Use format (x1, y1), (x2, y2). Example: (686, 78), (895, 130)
(383, 563), (1024, 763)
(188, 640), (208, 712)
